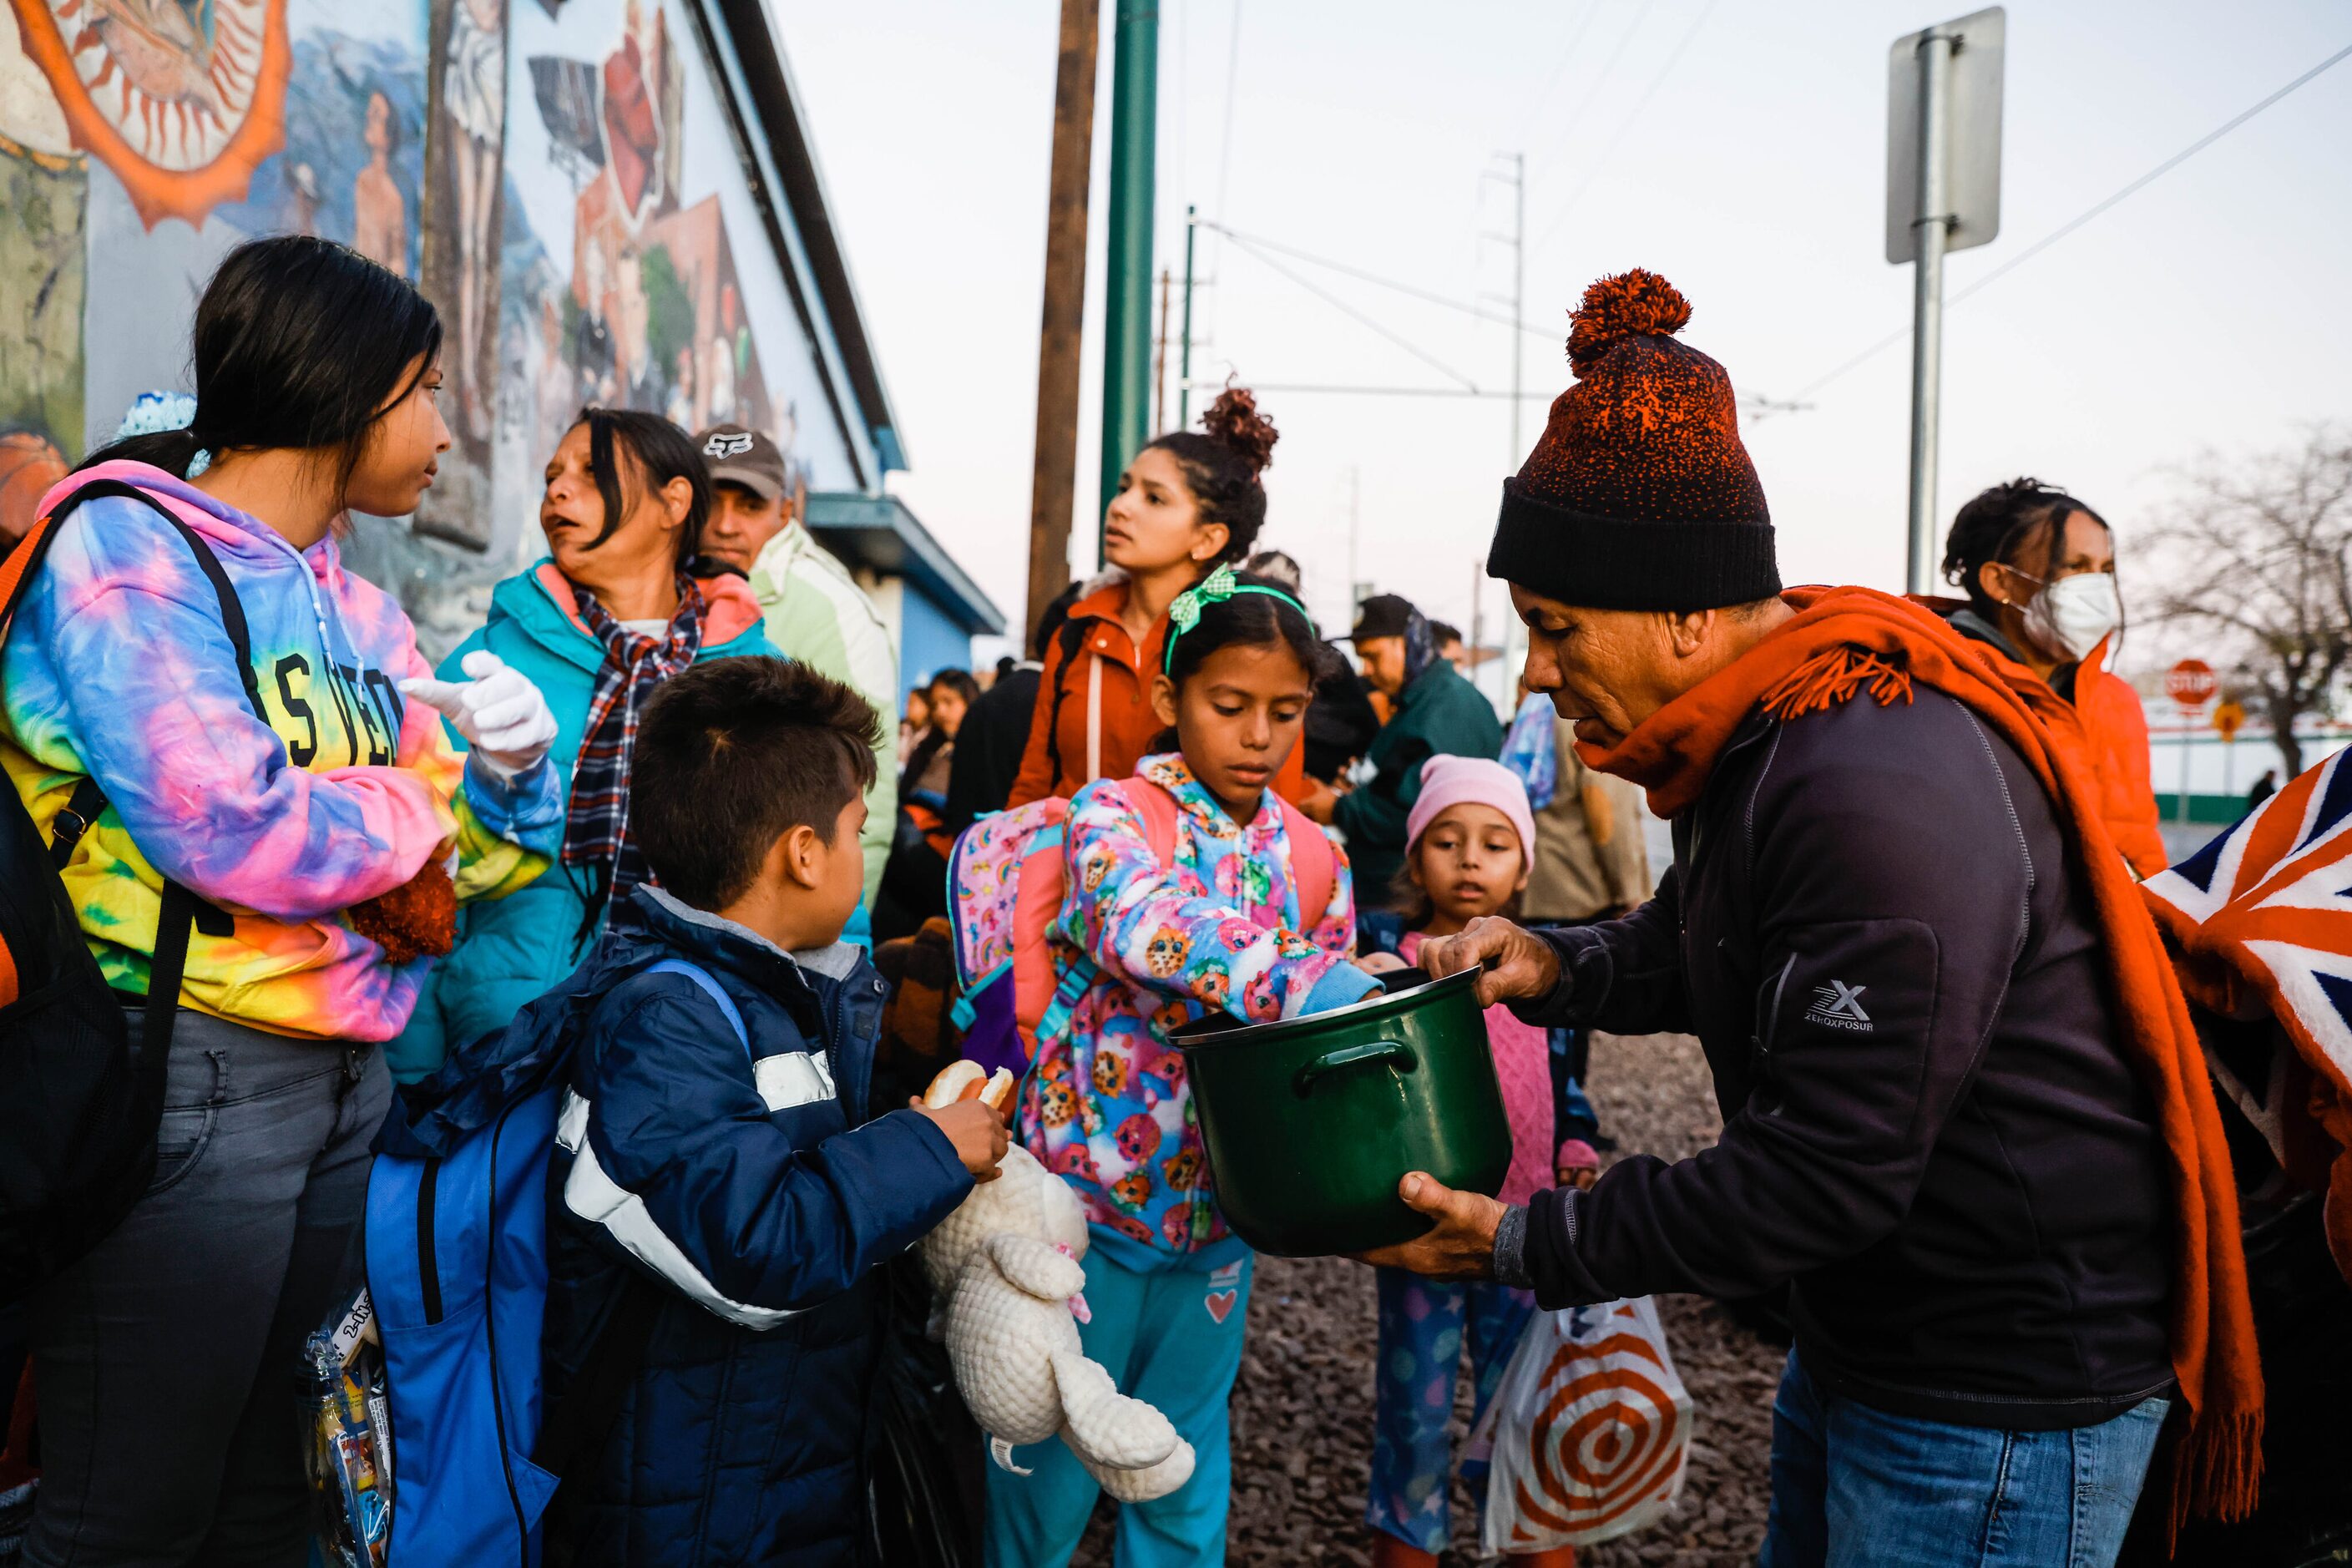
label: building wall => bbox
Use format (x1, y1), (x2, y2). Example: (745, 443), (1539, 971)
(898, 579), (972, 690)
(0, 0), (860, 655)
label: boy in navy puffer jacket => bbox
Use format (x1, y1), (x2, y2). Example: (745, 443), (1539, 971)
(538, 657), (1007, 1566)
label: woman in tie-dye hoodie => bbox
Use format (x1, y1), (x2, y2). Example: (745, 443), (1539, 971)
(0, 237), (563, 1561)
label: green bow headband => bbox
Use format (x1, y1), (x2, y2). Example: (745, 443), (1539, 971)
(1163, 562), (1317, 672)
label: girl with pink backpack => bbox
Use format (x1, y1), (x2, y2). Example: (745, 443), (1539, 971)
(963, 565), (1384, 1567)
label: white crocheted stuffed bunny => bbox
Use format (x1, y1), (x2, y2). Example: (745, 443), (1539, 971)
(918, 1063), (1196, 1503)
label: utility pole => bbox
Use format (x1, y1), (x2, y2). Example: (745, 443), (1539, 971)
(1178, 205), (1197, 429)
(1482, 151), (1527, 706)
(1887, 8), (2004, 594)
(1099, 0), (1158, 543)
(1506, 153), (1525, 468)
(1904, 29), (1954, 595)
(1470, 559), (1485, 700)
(1346, 466), (1364, 624)
(1152, 267), (1172, 432)
(1024, 0), (1101, 649)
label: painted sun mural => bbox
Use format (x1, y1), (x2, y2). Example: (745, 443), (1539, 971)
(8, 0), (291, 227)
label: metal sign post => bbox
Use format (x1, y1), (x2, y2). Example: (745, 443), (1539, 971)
(2167, 659), (2217, 823)
(1888, 8), (2005, 594)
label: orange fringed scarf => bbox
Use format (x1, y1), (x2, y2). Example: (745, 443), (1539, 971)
(1581, 584), (2263, 1529)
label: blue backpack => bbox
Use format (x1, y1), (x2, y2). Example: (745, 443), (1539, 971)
(363, 959), (746, 1565)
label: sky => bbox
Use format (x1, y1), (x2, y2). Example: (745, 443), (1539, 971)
(766, 0), (2352, 686)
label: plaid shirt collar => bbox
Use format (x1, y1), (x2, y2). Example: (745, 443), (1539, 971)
(562, 576), (707, 897)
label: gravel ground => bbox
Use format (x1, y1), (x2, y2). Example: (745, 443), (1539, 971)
(1073, 1030), (1783, 1566)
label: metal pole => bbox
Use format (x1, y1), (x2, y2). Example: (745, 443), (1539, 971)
(1024, 0), (1100, 650)
(2177, 730), (2193, 823)
(1502, 152), (1525, 706)
(1347, 466), (1361, 618)
(1509, 152), (1525, 466)
(1099, 0), (1159, 541)
(1152, 266), (1171, 433)
(1178, 205), (1196, 429)
(1904, 30), (1954, 596)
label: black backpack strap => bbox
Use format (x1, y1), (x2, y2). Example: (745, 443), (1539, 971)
(534, 1276), (663, 1565)
(48, 776), (108, 871)
(1039, 615), (1089, 790)
(40, 480), (264, 722)
(30, 478), (264, 1090)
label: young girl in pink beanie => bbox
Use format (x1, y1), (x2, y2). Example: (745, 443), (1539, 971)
(1356, 756), (1586, 1568)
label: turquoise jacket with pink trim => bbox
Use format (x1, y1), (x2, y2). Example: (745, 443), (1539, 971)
(389, 559), (778, 1078)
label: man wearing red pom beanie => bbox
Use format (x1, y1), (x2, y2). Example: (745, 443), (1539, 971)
(1369, 272), (2261, 1563)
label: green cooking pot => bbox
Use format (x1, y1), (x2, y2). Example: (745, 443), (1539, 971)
(1171, 965), (1511, 1257)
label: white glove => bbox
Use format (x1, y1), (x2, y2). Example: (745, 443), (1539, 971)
(400, 650), (558, 784)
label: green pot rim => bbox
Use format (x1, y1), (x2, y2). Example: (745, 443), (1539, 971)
(1168, 964), (1484, 1054)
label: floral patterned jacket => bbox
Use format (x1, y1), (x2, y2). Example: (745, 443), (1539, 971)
(1018, 753), (1365, 1254)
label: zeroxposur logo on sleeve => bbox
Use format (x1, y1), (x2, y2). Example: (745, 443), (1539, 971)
(1805, 981), (1873, 1031)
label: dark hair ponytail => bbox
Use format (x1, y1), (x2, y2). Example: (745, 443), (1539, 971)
(77, 235), (442, 506)
(576, 407), (711, 570)
(1942, 477), (2108, 615)
(1144, 387), (1279, 564)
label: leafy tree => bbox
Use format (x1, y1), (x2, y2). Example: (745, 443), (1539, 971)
(2144, 427), (2352, 777)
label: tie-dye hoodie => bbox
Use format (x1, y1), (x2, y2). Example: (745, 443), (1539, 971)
(0, 463), (564, 1042)
(1021, 752), (1378, 1260)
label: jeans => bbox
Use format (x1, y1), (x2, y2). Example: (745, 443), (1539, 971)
(1761, 1350), (2168, 1568)
(25, 1009), (390, 1567)
(984, 1239), (1252, 1568)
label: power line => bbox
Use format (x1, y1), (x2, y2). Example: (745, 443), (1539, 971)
(1778, 38), (2352, 406)
(1196, 219), (1557, 338)
(1511, 0), (1605, 145)
(1213, 0), (1246, 218)
(1534, 0), (1654, 184)
(1185, 380), (1554, 401)
(1530, 0), (1727, 255)
(1218, 237), (1484, 389)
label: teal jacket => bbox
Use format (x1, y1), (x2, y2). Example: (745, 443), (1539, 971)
(387, 563), (781, 1080)
(1333, 657), (1505, 897)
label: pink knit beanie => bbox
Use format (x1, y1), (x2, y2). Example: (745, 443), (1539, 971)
(1404, 756), (1537, 873)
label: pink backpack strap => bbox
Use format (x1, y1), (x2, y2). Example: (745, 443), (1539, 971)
(1130, 775), (1335, 928)
(1125, 776), (1183, 870)
(1274, 796), (1337, 928)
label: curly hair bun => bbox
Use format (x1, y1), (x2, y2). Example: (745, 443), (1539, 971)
(1566, 268), (1693, 375)
(1198, 386), (1278, 476)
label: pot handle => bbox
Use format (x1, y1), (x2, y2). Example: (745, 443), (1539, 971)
(1292, 1039), (1419, 1097)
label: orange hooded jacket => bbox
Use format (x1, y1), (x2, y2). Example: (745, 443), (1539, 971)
(1940, 601), (2167, 878)
(1009, 578), (1306, 808)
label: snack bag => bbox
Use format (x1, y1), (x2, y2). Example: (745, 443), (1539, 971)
(1477, 1296), (1692, 1553)
(303, 1289), (392, 1568)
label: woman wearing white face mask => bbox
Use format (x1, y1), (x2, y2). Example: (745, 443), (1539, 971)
(1940, 478), (2167, 876)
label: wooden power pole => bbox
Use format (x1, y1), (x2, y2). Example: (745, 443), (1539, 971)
(1026, 0), (1101, 650)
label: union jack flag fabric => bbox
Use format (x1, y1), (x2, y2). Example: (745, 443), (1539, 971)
(2143, 746), (2352, 1277)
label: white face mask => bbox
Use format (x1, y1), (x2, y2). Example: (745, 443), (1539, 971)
(2021, 570), (2122, 662)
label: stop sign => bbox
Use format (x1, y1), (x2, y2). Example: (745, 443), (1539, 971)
(2166, 659), (2217, 710)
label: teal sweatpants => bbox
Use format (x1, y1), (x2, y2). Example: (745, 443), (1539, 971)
(983, 1239), (1253, 1568)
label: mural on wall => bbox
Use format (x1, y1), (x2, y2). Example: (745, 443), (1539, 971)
(4, 0), (292, 227)
(214, 19), (426, 276)
(2, 0), (859, 644)
(496, 0), (793, 503)
(412, 0), (506, 547)
(0, 139), (81, 543)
